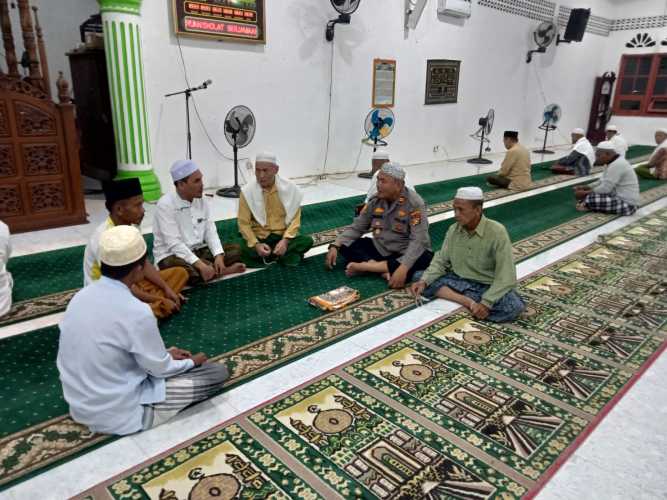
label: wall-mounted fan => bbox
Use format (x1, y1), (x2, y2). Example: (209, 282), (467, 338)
(526, 21), (557, 63)
(405, 0), (428, 30)
(326, 0), (361, 41)
(358, 108), (395, 178)
(217, 105), (256, 198)
(468, 109), (495, 164)
(534, 103), (561, 155)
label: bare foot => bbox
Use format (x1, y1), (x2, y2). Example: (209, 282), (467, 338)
(575, 202), (589, 212)
(346, 262), (362, 277)
(222, 262), (246, 276)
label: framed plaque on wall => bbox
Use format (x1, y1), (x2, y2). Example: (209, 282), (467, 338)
(372, 59), (396, 108)
(425, 59), (461, 104)
(172, 0), (266, 44)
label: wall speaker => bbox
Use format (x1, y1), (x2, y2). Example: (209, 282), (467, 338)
(564, 8), (590, 42)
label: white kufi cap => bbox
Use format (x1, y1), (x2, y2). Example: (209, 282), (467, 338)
(455, 186), (484, 201)
(605, 124), (618, 132)
(657, 127), (667, 135)
(99, 225), (147, 267)
(596, 140), (617, 153)
(380, 162), (405, 180)
(572, 128), (585, 135)
(256, 152), (278, 165)
(170, 160), (199, 182)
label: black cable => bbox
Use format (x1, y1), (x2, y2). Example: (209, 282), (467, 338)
(321, 40), (335, 177)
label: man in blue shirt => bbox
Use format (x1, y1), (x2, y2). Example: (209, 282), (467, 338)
(57, 225), (228, 435)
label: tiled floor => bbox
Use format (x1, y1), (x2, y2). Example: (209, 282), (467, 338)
(1, 150), (666, 499)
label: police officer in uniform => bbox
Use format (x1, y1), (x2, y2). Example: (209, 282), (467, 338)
(325, 162), (433, 289)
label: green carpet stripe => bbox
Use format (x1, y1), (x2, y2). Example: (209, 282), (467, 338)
(6, 145), (654, 303)
(0, 177), (662, 440)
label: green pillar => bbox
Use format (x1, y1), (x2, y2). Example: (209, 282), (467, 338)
(99, 0), (161, 201)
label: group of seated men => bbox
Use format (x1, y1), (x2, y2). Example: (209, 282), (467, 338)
(57, 126), (663, 436)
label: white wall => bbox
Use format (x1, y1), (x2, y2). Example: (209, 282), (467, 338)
(140, 0), (621, 190)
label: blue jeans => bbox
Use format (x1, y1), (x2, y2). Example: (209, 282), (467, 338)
(417, 271), (526, 323)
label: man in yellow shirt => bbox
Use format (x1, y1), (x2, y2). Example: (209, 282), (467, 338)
(237, 153), (314, 267)
(487, 131), (532, 191)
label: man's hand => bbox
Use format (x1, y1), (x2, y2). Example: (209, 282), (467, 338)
(163, 287), (182, 309)
(410, 280), (427, 297)
(255, 243), (272, 258)
(194, 260), (216, 282)
(168, 347), (192, 360)
(388, 264), (409, 289)
(191, 352), (208, 366)
(325, 247), (338, 270)
(470, 301), (490, 320)
(213, 254), (226, 276)
(273, 239), (289, 257)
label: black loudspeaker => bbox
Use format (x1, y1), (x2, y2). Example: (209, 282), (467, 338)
(564, 8), (590, 42)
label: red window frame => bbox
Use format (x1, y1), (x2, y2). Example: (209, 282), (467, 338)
(613, 53), (667, 116)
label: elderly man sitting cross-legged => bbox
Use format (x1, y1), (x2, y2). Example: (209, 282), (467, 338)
(326, 162), (433, 289)
(238, 152), (314, 267)
(58, 225), (229, 435)
(411, 187), (525, 323)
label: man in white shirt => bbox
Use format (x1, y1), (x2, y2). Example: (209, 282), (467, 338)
(0, 220), (12, 317)
(551, 128), (595, 176)
(83, 178), (187, 319)
(574, 141), (640, 215)
(606, 125), (629, 157)
(153, 160), (245, 285)
(58, 225), (228, 435)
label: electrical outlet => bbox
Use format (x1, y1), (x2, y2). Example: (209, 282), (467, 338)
(433, 145), (440, 153)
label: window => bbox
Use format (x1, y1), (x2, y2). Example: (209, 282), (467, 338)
(613, 53), (667, 116)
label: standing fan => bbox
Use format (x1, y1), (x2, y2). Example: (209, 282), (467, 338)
(526, 21), (557, 63)
(359, 108), (395, 178)
(534, 103), (561, 155)
(468, 109), (495, 165)
(217, 105), (256, 198)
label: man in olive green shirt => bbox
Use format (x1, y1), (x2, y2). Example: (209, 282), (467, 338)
(411, 187), (525, 323)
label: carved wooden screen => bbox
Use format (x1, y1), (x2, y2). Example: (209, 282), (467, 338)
(0, 76), (86, 232)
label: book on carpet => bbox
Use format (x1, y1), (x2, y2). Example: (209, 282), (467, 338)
(308, 286), (360, 311)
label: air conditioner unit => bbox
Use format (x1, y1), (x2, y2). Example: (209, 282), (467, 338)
(437, 0), (471, 18)
(405, 0), (428, 29)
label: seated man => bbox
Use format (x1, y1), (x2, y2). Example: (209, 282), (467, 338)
(551, 128), (595, 176)
(364, 151), (411, 203)
(83, 178), (187, 319)
(606, 124), (628, 157)
(0, 220), (11, 317)
(411, 187), (525, 323)
(153, 160), (245, 285)
(238, 152), (313, 267)
(487, 131), (532, 191)
(574, 141), (640, 215)
(58, 225), (228, 435)
(635, 128), (667, 180)
(325, 162), (433, 289)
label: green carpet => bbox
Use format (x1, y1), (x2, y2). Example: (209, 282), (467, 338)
(1, 177), (663, 441)
(78, 209), (667, 499)
(7, 145), (654, 303)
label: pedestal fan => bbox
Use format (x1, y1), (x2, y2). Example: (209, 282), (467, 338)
(217, 105), (256, 198)
(534, 103), (561, 155)
(358, 108), (395, 178)
(468, 108), (495, 164)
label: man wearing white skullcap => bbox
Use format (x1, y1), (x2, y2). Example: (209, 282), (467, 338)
(153, 160), (245, 285)
(237, 153), (314, 267)
(327, 162), (433, 289)
(57, 225), (229, 435)
(551, 128), (595, 176)
(635, 128), (667, 180)
(574, 141), (639, 215)
(605, 124), (629, 156)
(411, 187), (525, 323)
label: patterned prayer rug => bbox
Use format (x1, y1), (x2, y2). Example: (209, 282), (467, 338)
(1, 147), (655, 326)
(75, 208), (667, 499)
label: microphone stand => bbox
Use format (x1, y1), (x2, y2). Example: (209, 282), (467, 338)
(165, 81), (211, 160)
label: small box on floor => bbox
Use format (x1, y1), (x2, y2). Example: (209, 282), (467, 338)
(309, 286), (360, 311)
